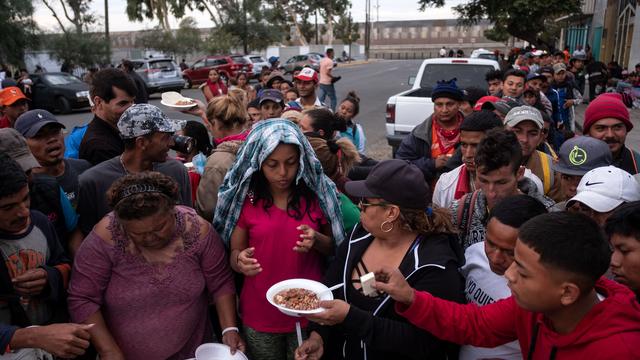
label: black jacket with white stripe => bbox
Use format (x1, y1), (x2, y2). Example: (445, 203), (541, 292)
(309, 223), (466, 360)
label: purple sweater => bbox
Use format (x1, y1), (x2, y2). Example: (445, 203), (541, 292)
(68, 206), (234, 359)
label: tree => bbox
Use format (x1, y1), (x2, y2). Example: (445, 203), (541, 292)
(48, 32), (110, 68)
(39, 0), (107, 67)
(202, 28), (235, 54)
(126, 0), (173, 31)
(334, 12), (359, 46)
(0, 0), (39, 66)
(137, 17), (203, 57)
(313, 0), (350, 45)
(175, 17), (203, 56)
(417, 0), (581, 49)
(219, 0), (283, 52)
(40, 0), (96, 34)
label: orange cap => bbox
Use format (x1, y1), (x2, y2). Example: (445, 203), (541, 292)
(0, 87), (28, 106)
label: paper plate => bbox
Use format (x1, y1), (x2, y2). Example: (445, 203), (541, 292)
(160, 91), (197, 109)
(266, 278), (333, 317)
(194, 343), (248, 360)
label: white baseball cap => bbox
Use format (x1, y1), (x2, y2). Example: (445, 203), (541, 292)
(568, 166), (640, 213)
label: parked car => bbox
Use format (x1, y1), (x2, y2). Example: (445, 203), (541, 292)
(182, 55), (253, 88)
(131, 58), (185, 95)
(244, 54), (270, 79)
(470, 48), (498, 61)
(385, 58), (500, 155)
(29, 72), (90, 114)
(280, 53), (338, 74)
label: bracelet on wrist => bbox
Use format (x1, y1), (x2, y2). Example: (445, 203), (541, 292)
(221, 327), (239, 337)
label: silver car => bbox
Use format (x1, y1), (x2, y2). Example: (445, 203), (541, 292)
(132, 58), (185, 94)
(244, 54), (270, 79)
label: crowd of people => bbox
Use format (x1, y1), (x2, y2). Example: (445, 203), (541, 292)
(0, 44), (639, 360)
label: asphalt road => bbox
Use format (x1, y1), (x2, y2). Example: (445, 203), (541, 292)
(54, 59), (640, 160)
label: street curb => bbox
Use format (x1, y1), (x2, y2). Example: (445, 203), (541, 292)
(337, 59), (381, 68)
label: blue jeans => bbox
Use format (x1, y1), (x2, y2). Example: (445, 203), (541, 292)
(318, 83), (337, 112)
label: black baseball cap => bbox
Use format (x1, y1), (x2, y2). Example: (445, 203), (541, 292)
(345, 159), (429, 209)
(14, 109), (65, 138)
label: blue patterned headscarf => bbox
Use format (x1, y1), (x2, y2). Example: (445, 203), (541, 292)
(213, 119), (345, 247)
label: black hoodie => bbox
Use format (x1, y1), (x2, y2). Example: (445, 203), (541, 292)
(309, 223), (466, 360)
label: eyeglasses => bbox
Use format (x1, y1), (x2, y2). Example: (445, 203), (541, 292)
(357, 199), (390, 211)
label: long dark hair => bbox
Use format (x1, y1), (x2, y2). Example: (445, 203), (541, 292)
(248, 148), (322, 225)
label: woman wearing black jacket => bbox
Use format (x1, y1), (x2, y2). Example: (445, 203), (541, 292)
(295, 159), (465, 360)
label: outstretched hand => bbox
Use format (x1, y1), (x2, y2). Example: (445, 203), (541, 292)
(372, 267), (415, 306)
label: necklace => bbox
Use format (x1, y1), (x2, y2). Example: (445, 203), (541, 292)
(119, 155), (130, 175)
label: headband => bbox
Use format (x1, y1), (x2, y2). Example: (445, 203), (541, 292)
(115, 184), (164, 205)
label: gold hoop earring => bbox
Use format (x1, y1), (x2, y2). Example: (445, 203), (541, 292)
(380, 220), (394, 233)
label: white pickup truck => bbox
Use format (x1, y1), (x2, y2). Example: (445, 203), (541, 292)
(385, 58), (500, 155)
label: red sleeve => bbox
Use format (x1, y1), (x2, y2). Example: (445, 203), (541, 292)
(395, 290), (519, 348)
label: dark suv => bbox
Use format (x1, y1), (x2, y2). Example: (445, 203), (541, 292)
(182, 55), (253, 88)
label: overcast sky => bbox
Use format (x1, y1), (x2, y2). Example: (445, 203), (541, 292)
(33, 0), (460, 33)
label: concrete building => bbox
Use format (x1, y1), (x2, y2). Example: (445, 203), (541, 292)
(559, 0), (639, 69)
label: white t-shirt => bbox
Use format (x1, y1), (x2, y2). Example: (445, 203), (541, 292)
(458, 242), (523, 360)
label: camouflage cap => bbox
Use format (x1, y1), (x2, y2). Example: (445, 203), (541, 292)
(117, 104), (178, 139)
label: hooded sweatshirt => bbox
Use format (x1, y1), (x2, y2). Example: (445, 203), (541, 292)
(396, 278), (640, 359)
(196, 140), (243, 222)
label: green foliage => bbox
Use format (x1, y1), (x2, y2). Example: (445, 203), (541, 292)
(48, 32), (109, 67)
(202, 28), (235, 54)
(0, 0), (39, 66)
(218, 0), (284, 51)
(484, 27), (510, 43)
(417, 0), (582, 48)
(334, 12), (359, 44)
(137, 17), (204, 57)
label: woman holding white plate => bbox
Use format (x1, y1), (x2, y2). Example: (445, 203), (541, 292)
(295, 159), (466, 360)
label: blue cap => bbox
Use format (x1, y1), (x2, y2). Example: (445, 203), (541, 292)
(14, 109), (65, 138)
(259, 89), (284, 106)
(526, 73), (546, 82)
(431, 78), (463, 101)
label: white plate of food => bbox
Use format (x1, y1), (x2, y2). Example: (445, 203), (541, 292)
(161, 91), (198, 109)
(266, 279), (334, 317)
(194, 343), (248, 360)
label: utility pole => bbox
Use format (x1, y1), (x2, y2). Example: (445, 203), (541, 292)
(242, 0), (248, 54)
(365, 0), (370, 60)
(105, 0), (111, 66)
(348, 11), (352, 64)
(315, 10), (319, 45)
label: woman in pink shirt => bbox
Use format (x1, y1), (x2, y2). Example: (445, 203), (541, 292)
(215, 119), (344, 360)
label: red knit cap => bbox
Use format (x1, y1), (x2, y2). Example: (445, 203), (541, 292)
(583, 93), (632, 134)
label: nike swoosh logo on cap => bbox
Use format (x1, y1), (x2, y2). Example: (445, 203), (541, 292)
(585, 181), (605, 186)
